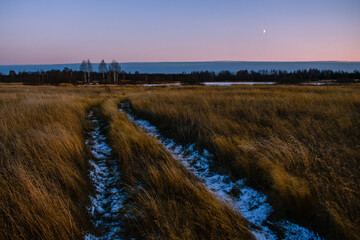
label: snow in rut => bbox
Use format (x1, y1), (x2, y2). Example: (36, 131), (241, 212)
(85, 111), (127, 240)
(120, 103), (323, 240)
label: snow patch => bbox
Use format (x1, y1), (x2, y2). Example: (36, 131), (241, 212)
(202, 81), (276, 86)
(300, 82), (336, 85)
(141, 83), (181, 87)
(85, 111), (127, 240)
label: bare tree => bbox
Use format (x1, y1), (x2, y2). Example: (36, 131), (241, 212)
(86, 59), (92, 83)
(98, 59), (107, 83)
(80, 60), (87, 83)
(109, 60), (121, 84)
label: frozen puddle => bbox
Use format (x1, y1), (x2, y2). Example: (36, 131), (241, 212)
(85, 111), (127, 240)
(202, 81), (276, 86)
(120, 103), (323, 240)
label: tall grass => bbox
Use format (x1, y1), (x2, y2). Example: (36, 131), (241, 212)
(0, 85), (255, 239)
(2, 84), (359, 239)
(101, 98), (255, 239)
(128, 85), (360, 240)
(0, 86), (99, 239)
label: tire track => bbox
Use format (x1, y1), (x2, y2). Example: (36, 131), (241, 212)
(85, 111), (127, 240)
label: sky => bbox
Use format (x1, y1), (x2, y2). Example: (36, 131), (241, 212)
(0, 0), (359, 65)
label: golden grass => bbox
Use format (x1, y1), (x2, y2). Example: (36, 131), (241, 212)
(0, 85), (256, 239)
(0, 90), (91, 239)
(0, 85), (141, 239)
(128, 85), (360, 240)
(0, 85), (131, 239)
(101, 98), (254, 239)
(2, 84), (358, 239)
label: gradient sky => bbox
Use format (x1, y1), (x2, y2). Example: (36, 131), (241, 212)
(0, 0), (359, 64)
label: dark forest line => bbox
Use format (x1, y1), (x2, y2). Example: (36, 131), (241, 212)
(1, 68), (359, 85)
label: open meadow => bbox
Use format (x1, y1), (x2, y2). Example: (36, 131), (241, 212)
(0, 84), (359, 240)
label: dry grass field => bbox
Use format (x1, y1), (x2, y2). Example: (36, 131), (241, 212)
(1, 84), (359, 239)
(101, 98), (254, 239)
(0, 86), (130, 239)
(128, 85), (360, 240)
(0, 86), (94, 239)
(0, 85), (254, 239)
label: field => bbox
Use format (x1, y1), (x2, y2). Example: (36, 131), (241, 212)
(0, 84), (359, 239)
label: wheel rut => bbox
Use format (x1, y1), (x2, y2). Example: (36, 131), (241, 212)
(85, 111), (128, 240)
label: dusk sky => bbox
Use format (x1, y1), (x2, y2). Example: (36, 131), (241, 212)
(0, 0), (359, 65)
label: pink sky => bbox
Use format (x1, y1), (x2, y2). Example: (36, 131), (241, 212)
(0, 0), (359, 65)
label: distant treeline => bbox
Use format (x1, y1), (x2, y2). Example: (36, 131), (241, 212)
(0, 68), (359, 85)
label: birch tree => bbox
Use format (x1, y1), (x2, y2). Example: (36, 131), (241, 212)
(80, 60), (87, 83)
(109, 60), (121, 84)
(98, 59), (107, 83)
(86, 59), (92, 83)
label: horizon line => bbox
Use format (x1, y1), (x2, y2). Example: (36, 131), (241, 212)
(1, 60), (360, 66)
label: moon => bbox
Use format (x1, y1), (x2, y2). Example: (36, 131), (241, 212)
(263, 29), (267, 34)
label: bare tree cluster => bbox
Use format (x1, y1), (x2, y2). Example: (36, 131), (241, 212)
(97, 59), (121, 84)
(80, 59), (92, 83)
(98, 59), (107, 82)
(109, 60), (121, 83)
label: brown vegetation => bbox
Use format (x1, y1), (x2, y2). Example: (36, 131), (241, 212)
(0, 86), (95, 239)
(0, 85), (256, 239)
(101, 98), (254, 239)
(2, 84), (359, 239)
(128, 85), (360, 240)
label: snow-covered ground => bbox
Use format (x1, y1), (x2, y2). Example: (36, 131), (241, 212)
(141, 83), (182, 87)
(141, 82), (276, 86)
(120, 103), (323, 240)
(77, 82), (276, 87)
(300, 82), (336, 85)
(85, 111), (127, 240)
(202, 81), (276, 86)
